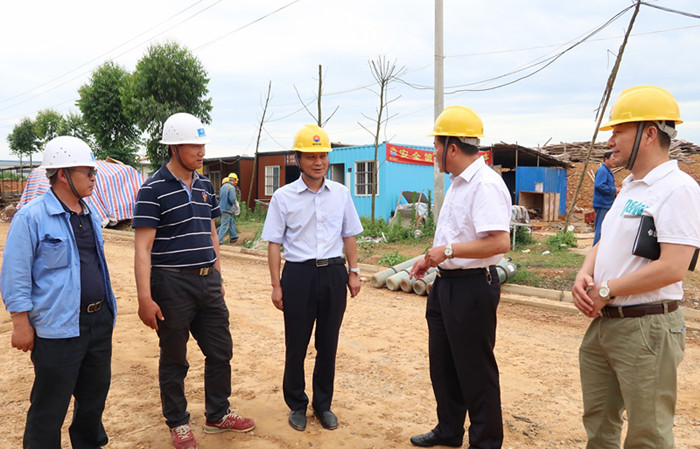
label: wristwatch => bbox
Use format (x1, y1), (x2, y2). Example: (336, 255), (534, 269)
(599, 280), (613, 301)
(444, 243), (454, 259)
(349, 267), (361, 276)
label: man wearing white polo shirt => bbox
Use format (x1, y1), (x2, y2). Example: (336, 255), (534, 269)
(572, 86), (700, 448)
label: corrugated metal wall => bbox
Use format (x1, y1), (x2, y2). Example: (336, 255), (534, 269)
(328, 143), (439, 221)
(514, 166), (568, 216)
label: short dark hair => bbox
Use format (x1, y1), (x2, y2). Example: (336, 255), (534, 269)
(436, 135), (479, 155)
(603, 151), (613, 160)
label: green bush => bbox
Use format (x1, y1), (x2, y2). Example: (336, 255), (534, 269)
(510, 225), (533, 246)
(242, 227), (263, 249)
(378, 251), (408, 267)
(358, 190), (436, 244)
(359, 217), (432, 243)
(238, 201), (267, 222)
(546, 230), (577, 251)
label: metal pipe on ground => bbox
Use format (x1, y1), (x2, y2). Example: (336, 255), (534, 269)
(370, 255), (423, 288)
(412, 270), (438, 296)
(400, 267), (436, 293)
(386, 270), (411, 291)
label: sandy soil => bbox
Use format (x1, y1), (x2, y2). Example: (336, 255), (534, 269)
(0, 223), (699, 449)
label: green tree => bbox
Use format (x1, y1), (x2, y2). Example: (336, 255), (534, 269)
(33, 109), (67, 148)
(63, 112), (98, 152)
(124, 41), (212, 168)
(7, 118), (39, 165)
(78, 61), (139, 166)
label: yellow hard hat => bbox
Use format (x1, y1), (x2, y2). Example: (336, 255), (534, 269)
(293, 124), (332, 152)
(429, 105), (484, 137)
(600, 85), (682, 131)
(222, 177), (229, 185)
(227, 172), (238, 180)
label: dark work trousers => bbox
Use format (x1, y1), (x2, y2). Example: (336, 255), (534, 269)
(151, 268), (232, 428)
(281, 262), (348, 413)
(592, 207), (610, 246)
(25, 305), (114, 449)
(426, 266), (503, 449)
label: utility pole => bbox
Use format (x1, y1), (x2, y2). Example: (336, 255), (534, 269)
(434, 0), (445, 219)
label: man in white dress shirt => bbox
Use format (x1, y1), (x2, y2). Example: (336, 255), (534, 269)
(410, 106), (512, 449)
(262, 124), (363, 432)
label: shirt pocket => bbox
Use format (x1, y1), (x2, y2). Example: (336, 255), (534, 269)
(39, 234), (69, 270)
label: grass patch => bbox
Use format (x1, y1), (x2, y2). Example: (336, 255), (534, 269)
(377, 251), (409, 267)
(545, 230), (578, 251)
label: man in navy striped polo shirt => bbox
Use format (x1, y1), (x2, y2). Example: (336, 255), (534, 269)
(133, 113), (254, 449)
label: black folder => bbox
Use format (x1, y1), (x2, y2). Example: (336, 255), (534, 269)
(633, 215), (698, 271)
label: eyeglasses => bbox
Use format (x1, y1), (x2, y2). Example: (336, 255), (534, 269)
(71, 168), (98, 178)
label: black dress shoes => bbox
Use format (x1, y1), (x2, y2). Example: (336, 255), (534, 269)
(288, 408), (306, 431)
(410, 431), (462, 447)
(314, 409), (338, 430)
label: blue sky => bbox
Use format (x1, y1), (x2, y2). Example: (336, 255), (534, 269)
(1, 0), (699, 161)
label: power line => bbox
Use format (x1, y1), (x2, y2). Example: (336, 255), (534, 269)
(641, 2), (700, 19)
(0, 0), (209, 109)
(446, 23), (700, 58)
(398, 4), (633, 94)
(1, 0), (302, 120)
(399, 3), (700, 95)
(195, 0), (302, 51)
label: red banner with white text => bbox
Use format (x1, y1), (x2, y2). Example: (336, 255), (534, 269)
(386, 143), (492, 166)
(386, 144), (433, 165)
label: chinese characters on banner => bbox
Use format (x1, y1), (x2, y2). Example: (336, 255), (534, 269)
(385, 144), (492, 166)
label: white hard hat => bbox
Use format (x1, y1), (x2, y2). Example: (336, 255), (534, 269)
(159, 112), (211, 145)
(41, 136), (96, 169)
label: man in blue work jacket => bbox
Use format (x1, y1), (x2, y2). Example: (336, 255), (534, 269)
(217, 172), (239, 244)
(592, 151), (618, 245)
(1, 136), (117, 449)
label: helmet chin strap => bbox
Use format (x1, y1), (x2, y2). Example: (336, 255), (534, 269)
(626, 122), (645, 171)
(64, 169), (83, 201)
(172, 145), (196, 172)
(442, 136), (450, 174)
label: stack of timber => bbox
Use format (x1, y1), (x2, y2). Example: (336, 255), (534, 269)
(541, 139), (700, 164)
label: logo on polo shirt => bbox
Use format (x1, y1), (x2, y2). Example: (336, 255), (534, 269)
(202, 192), (208, 202)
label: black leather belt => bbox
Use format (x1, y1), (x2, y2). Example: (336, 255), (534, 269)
(83, 300), (104, 314)
(298, 257), (346, 267)
(437, 266), (495, 278)
(600, 301), (679, 318)
(157, 266), (215, 276)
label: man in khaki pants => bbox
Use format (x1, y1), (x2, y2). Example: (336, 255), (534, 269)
(572, 85), (700, 448)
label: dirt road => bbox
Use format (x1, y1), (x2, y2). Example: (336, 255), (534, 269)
(0, 223), (698, 448)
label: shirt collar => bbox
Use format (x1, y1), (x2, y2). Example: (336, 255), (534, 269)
(294, 175), (329, 193)
(160, 163), (201, 185)
(450, 155), (486, 184)
(46, 188), (89, 216)
(622, 159), (677, 187)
